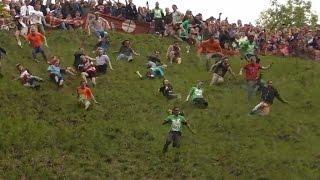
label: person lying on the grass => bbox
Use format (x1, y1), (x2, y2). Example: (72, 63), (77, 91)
(146, 50), (162, 68)
(167, 41), (181, 64)
(209, 56), (236, 85)
(24, 27), (48, 63)
(159, 79), (181, 99)
(79, 55), (97, 86)
(116, 40), (140, 62)
(250, 80), (288, 116)
(47, 55), (77, 76)
(77, 81), (98, 110)
(186, 81), (208, 108)
(86, 48), (113, 74)
(162, 106), (195, 153)
(136, 64), (167, 79)
(47, 60), (65, 88)
(0, 46), (7, 78)
(16, 63), (43, 89)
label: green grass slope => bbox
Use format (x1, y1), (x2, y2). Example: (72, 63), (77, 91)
(0, 30), (320, 179)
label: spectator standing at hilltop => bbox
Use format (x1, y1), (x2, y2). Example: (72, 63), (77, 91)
(152, 2), (164, 36)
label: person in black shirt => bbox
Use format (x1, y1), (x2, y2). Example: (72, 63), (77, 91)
(250, 80), (288, 116)
(125, 0), (138, 20)
(73, 48), (85, 70)
(159, 79), (181, 100)
(209, 57), (236, 85)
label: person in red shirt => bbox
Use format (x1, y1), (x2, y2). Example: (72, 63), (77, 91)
(77, 81), (98, 110)
(24, 28), (48, 62)
(239, 55), (272, 100)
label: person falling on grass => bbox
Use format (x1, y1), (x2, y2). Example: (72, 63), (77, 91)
(250, 80), (288, 116)
(77, 81), (98, 110)
(209, 56), (236, 86)
(136, 64), (167, 79)
(162, 106), (195, 153)
(159, 79), (181, 100)
(15, 63), (43, 89)
(24, 27), (48, 63)
(186, 81), (208, 108)
(47, 56), (77, 76)
(47, 61), (65, 88)
(116, 40), (140, 62)
(0, 46), (7, 78)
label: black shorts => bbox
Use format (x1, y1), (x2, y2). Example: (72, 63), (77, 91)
(96, 64), (107, 74)
(86, 70), (96, 79)
(166, 131), (182, 148)
(193, 98), (208, 108)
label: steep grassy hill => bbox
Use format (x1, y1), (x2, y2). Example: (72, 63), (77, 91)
(0, 30), (320, 179)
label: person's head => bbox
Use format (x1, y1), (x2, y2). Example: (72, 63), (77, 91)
(129, 0), (133, 4)
(248, 35), (254, 43)
(165, 7), (170, 14)
(267, 80), (273, 88)
(163, 79), (170, 85)
(94, 12), (99, 19)
(173, 41), (178, 46)
(123, 40), (131, 47)
(80, 80), (87, 88)
(79, 47), (85, 53)
(162, 64), (168, 69)
(197, 81), (204, 88)
(97, 48), (104, 55)
(172, 106), (180, 116)
(54, 60), (60, 67)
(249, 55), (257, 63)
(155, 2), (159, 8)
(24, 0), (30, 5)
(98, 0), (103, 5)
(75, 11), (81, 18)
(154, 50), (160, 57)
(16, 63), (23, 71)
(30, 27), (37, 35)
(172, 4), (177, 11)
(34, 4), (41, 11)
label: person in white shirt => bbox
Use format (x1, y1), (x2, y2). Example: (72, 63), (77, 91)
(20, 0), (35, 17)
(29, 4), (49, 34)
(87, 48), (114, 74)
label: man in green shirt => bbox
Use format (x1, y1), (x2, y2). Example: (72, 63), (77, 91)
(186, 81), (208, 108)
(162, 107), (195, 153)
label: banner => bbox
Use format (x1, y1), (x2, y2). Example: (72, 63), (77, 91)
(96, 13), (151, 34)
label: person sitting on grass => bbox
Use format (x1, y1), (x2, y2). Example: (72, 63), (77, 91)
(77, 81), (98, 110)
(209, 56), (236, 86)
(136, 64), (167, 79)
(186, 81), (208, 108)
(0, 46), (7, 78)
(116, 40), (140, 62)
(162, 106), (195, 153)
(89, 48), (114, 74)
(167, 41), (181, 64)
(47, 61), (65, 88)
(47, 56), (77, 76)
(250, 80), (288, 116)
(159, 79), (181, 100)
(79, 56), (97, 87)
(16, 63), (43, 89)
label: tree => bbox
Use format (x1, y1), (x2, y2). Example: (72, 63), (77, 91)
(0, 2), (10, 18)
(257, 0), (318, 29)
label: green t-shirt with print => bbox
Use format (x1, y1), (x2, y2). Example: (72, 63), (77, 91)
(165, 115), (186, 132)
(189, 87), (204, 100)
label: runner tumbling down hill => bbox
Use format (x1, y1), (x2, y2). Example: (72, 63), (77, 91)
(250, 80), (288, 116)
(162, 106), (195, 153)
(77, 81), (98, 110)
(186, 81), (208, 109)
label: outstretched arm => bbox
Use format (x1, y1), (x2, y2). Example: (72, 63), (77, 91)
(228, 66), (236, 79)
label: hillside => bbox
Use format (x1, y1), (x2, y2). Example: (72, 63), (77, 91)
(0, 30), (320, 178)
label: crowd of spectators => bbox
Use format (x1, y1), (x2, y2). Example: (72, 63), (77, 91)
(1, 0), (320, 59)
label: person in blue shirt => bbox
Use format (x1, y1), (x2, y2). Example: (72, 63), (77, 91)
(47, 61), (64, 87)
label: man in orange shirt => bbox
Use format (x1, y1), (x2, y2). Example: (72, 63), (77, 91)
(25, 28), (48, 62)
(197, 36), (223, 58)
(77, 81), (98, 110)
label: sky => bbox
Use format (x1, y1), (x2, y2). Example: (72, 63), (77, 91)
(130, 0), (320, 24)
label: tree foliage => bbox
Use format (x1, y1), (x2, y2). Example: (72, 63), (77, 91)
(257, 0), (319, 29)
